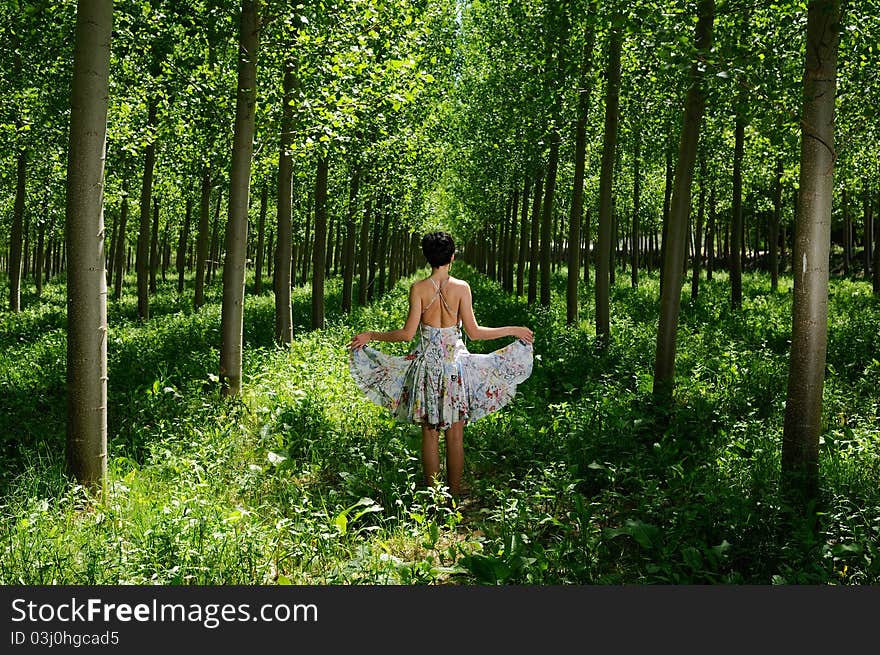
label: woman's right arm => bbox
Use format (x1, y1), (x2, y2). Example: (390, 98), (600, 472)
(459, 282), (533, 343)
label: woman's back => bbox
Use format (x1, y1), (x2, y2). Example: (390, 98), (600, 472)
(416, 276), (464, 328)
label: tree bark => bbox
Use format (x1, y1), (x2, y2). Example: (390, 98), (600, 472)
(653, 0), (714, 400)
(274, 60), (296, 342)
(137, 96), (158, 319)
(358, 196), (372, 306)
(770, 158), (782, 291)
(516, 174), (530, 297)
(65, 0), (112, 493)
(631, 123), (641, 288)
(194, 166), (211, 310)
(177, 194), (192, 294)
(254, 182), (268, 294)
(311, 155), (329, 329)
(149, 197), (160, 293)
(528, 171), (543, 305)
(782, 0), (840, 505)
(691, 153), (706, 300)
(568, 6), (597, 322)
(540, 131), (560, 307)
(730, 112), (745, 309)
(219, 0), (260, 397)
(9, 147), (26, 312)
(342, 168), (360, 313)
(595, 25), (623, 346)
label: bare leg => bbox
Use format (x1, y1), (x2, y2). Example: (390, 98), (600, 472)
(444, 421), (465, 497)
(421, 424), (441, 488)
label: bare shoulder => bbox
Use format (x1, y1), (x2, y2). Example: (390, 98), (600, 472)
(448, 277), (470, 291)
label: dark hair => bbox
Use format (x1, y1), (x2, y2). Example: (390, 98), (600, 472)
(421, 231), (455, 268)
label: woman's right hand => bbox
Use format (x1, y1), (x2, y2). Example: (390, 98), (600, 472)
(512, 326), (534, 344)
(348, 332), (372, 351)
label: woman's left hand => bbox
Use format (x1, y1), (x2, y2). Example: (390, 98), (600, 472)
(348, 332), (372, 351)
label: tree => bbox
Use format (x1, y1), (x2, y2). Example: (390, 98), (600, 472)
(652, 0), (715, 400)
(219, 0), (260, 398)
(65, 0), (113, 493)
(781, 0), (842, 506)
(595, 21), (623, 347)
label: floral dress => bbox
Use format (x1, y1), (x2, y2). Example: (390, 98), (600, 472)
(349, 278), (533, 430)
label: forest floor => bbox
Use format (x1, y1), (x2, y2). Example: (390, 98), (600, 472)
(1, 263), (878, 584)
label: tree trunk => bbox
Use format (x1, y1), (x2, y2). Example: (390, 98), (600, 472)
(653, 0), (714, 400)
(65, 0), (112, 493)
(595, 25), (623, 346)
(177, 195), (192, 294)
(770, 158), (782, 291)
(659, 141), (673, 293)
(358, 196), (372, 306)
(342, 168), (360, 313)
(219, 0), (260, 397)
(631, 124), (641, 289)
(707, 184), (715, 281)
(253, 182), (267, 294)
(842, 188), (850, 276)
(730, 111), (745, 309)
(528, 171), (543, 305)
(207, 187), (221, 286)
(691, 153), (706, 300)
(540, 131), (560, 307)
(873, 191), (880, 295)
(782, 0), (840, 505)
(274, 60), (296, 342)
(9, 147), (26, 312)
(194, 166), (211, 310)
(137, 96), (158, 319)
(517, 175), (530, 297)
(149, 197), (160, 293)
(568, 5), (597, 322)
(311, 155), (329, 329)
(36, 217), (47, 295)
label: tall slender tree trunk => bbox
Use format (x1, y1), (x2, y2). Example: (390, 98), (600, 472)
(274, 60), (296, 342)
(517, 174), (530, 297)
(342, 168), (360, 313)
(653, 0), (714, 400)
(311, 156), (329, 329)
(207, 188), (221, 286)
(782, 0), (840, 505)
(113, 185), (129, 300)
(659, 141), (673, 293)
(770, 158), (782, 291)
(194, 166), (211, 310)
(253, 182), (267, 294)
(865, 190), (874, 277)
(177, 195), (192, 294)
(873, 191), (880, 295)
(568, 4), (597, 322)
(528, 171), (543, 305)
(137, 96), (158, 319)
(219, 0), (260, 397)
(540, 132), (560, 308)
(842, 188), (850, 276)
(595, 25), (623, 346)
(691, 153), (706, 300)
(149, 198), (160, 293)
(9, 147), (26, 312)
(631, 123), (641, 288)
(65, 0), (112, 493)
(707, 184), (715, 281)
(358, 197), (372, 306)
(35, 219), (46, 296)
(730, 112), (745, 309)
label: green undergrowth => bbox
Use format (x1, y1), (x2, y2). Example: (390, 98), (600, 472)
(0, 263), (878, 584)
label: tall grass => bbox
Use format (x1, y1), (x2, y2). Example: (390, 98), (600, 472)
(0, 263), (877, 584)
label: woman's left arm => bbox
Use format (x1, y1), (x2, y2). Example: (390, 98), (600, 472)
(348, 284), (421, 351)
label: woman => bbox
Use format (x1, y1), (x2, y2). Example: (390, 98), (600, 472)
(348, 231), (534, 497)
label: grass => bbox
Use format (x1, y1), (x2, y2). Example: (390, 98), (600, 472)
(0, 261), (878, 584)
